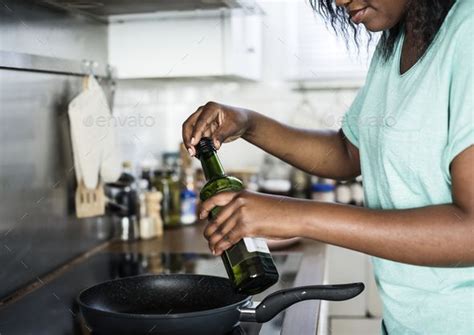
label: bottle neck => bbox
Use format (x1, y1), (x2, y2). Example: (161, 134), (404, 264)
(199, 151), (225, 180)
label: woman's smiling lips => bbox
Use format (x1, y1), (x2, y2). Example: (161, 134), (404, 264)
(349, 7), (369, 24)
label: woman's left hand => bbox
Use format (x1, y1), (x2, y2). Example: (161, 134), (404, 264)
(199, 190), (297, 255)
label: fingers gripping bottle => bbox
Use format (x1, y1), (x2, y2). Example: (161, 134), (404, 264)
(195, 137), (279, 294)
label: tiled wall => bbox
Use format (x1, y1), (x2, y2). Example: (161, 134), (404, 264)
(113, 79), (360, 170)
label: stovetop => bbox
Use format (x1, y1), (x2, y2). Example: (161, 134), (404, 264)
(91, 325), (247, 335)
(0, 250), (302, 335)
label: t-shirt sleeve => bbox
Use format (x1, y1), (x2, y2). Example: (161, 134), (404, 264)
(341, 85), (367, 148)
(443, 18), (474, 175)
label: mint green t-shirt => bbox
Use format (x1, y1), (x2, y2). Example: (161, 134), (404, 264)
(341, 0), (474, 334)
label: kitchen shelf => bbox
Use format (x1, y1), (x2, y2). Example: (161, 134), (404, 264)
(0, 50), (113, 78)
(37, 0), (262, 22)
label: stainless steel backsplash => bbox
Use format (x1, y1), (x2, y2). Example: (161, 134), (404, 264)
(0, 0), (112, 299)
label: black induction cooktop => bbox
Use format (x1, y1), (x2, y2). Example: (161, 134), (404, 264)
(0, 251), (302, 335)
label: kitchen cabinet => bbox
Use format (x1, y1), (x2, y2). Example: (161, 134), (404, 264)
(326, 246), (368, 317)
(322, 245), (383, 335)
(108, 11), (262, 80)
(330, 318), (382, 335)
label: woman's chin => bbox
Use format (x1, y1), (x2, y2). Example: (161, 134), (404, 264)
(362, 15), (401, 33)
(363, 20), (389, 33)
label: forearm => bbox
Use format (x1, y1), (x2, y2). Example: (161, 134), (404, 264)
(275, 199), (474, 267)
(243, 111), (360, 179)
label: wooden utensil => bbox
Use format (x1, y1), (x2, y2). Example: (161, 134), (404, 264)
(75, 181), (105, 218)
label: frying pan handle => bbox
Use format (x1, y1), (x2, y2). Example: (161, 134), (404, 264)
(252, 282), (364, 323)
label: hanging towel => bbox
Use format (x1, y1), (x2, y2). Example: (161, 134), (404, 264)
(68, 75), (121, 189)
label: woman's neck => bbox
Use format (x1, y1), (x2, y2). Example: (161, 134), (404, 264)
(399, 28), (420, 74)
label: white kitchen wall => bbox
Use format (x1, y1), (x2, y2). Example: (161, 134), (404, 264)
(113, 79), (358, 169)
(111, 0), (368, 170)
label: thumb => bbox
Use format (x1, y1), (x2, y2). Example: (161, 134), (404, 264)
(211, 120), (236, 149)
(212, 129), (226, 150)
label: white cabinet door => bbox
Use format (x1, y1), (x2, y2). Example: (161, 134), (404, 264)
(326, 245), (367, 317)
(223, 13), (262, 80)
(366, 257), (383, 317)
(331, 318), (382, 335)
(109, 11), (262, 80)
(326, 245), (383, 318)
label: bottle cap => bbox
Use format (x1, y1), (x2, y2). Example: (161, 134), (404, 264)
(311, 183), (335, 192)
(195, 137), (216, 159)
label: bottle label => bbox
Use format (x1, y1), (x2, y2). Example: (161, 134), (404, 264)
(243, 237), (270, 254)
(225, 238), (271, 268)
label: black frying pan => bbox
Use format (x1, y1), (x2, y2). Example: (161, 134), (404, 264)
(78, 274), (364, 335)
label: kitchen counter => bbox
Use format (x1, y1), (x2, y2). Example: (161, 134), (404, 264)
(0, 222), (326, 335)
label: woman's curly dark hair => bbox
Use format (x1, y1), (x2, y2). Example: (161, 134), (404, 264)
(309, 0), (454, 61)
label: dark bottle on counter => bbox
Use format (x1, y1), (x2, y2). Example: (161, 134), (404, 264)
(105, 161), (139, 241)
(118, 161), (136, 187)
(141, 167), (153, 191)
(195, 137), (279, 294)
(153, 169), (180, 227)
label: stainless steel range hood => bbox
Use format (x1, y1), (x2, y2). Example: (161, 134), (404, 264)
(37, 0), (261, 21)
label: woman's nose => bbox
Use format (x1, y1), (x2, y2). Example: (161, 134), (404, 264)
(335, 0), (351, 7)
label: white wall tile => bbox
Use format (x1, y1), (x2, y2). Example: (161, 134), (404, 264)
(112, 79), (359, 169)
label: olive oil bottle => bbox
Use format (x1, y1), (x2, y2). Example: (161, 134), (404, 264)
(195, 137), (279, 294)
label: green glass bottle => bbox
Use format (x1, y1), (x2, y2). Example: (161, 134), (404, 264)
(195, 137), (279, 294)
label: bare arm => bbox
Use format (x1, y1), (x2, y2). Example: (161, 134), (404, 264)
(182, 102), (360, 180)
(244, 111), (360, 179)
(200, 146), (474, 267)
(298, 146), (474, 266)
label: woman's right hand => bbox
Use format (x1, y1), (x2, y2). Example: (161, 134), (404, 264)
(182, 101), (254, 156)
